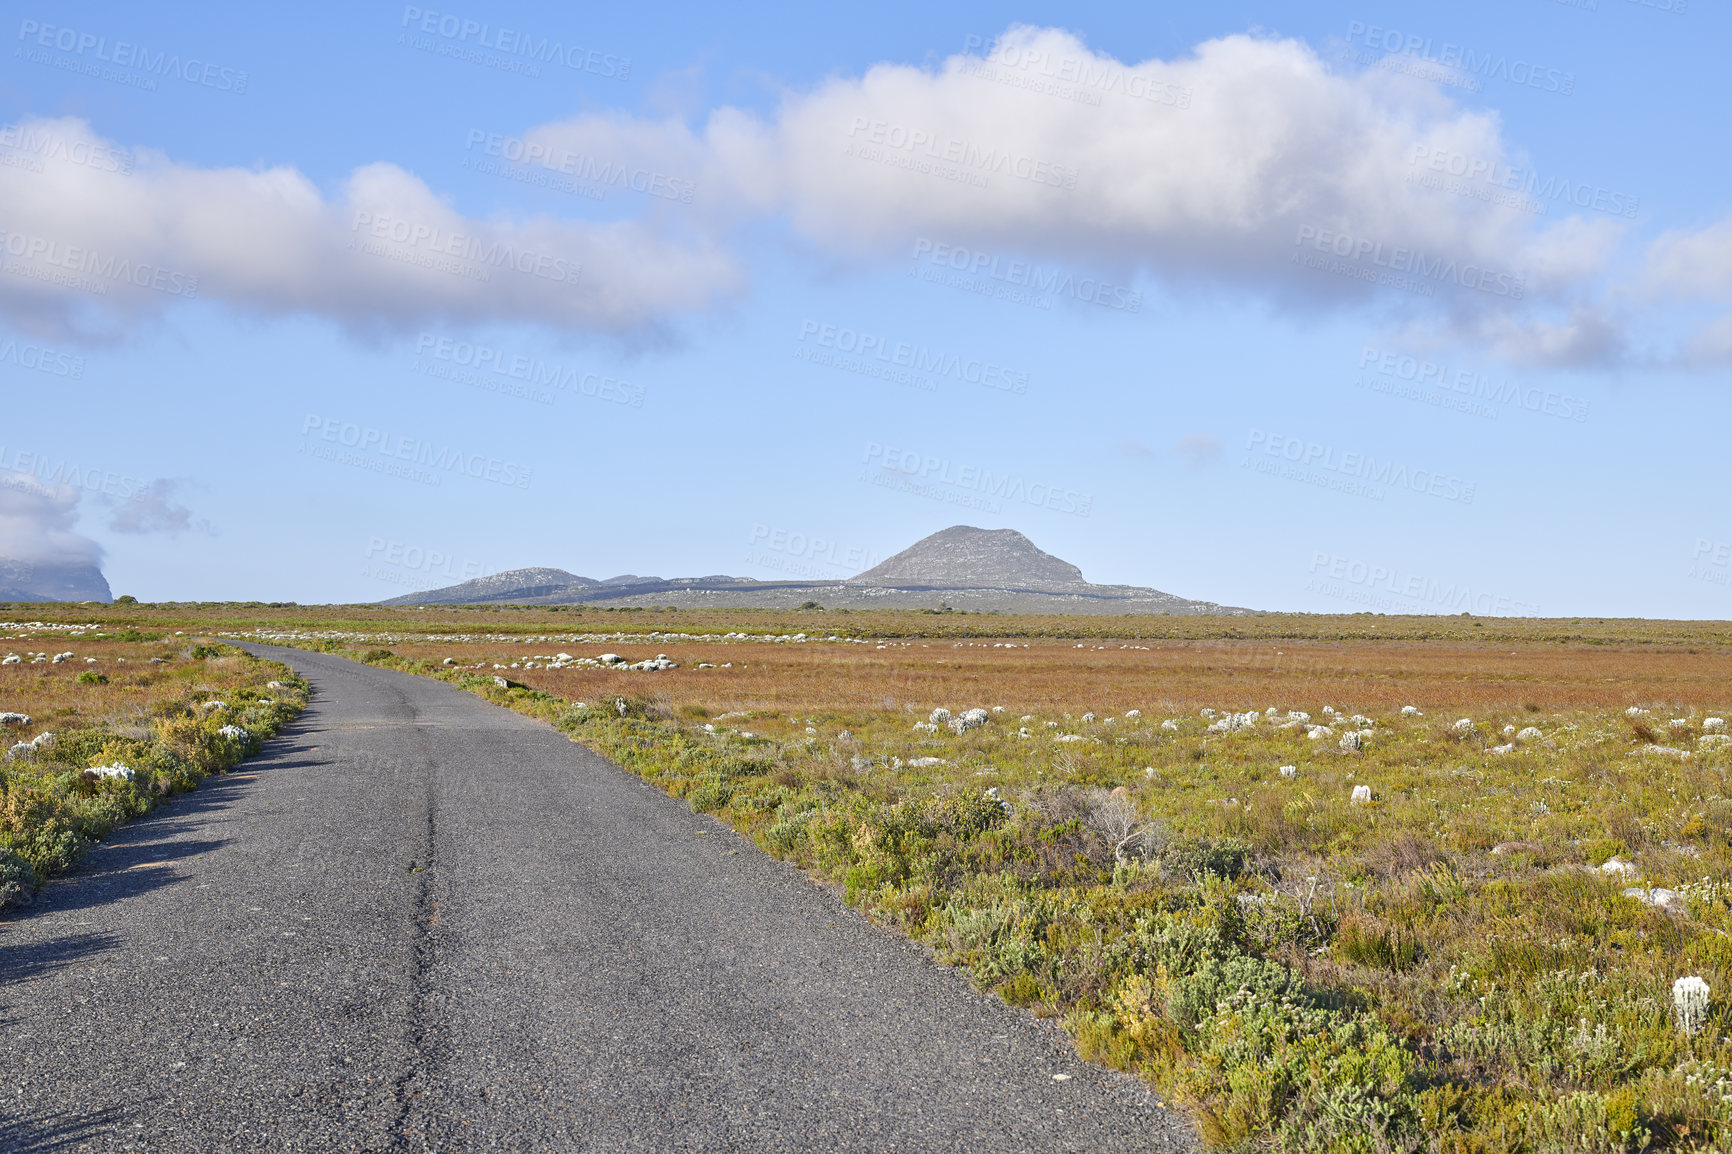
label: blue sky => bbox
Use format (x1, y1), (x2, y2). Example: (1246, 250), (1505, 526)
(2, 0), (1728, 615)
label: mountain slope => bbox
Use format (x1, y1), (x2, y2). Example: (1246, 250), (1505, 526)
(379, 527), (1248, 614)
(849, 526), (1086, 591)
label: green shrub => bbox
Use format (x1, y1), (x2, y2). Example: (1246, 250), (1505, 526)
(1162, 836), (1252, 881)
(688, 779), (735, 813)
(75, 671), (109, 685)
(0, 848), (37, 908)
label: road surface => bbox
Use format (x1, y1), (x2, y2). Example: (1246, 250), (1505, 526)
(2, 644), (1192, 1152)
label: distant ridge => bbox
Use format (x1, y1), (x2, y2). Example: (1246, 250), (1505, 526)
(0, 560), (112, 603)
(381, 526), (1247, 615)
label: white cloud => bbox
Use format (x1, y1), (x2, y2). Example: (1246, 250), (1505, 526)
(107, 479), (200, 535)
(0, 472), (101, 566)
(1643, 214), (1732, 364)
(525, 27), (1618, 324)
(0, 117), (741, 340)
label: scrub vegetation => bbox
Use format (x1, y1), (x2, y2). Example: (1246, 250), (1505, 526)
(10, 600), (1732, 1150)
(0, 624), (306, 908)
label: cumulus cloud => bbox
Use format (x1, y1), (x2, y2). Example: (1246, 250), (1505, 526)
(107, 479), (198, 535)
(0, 473), (101, 566)
(1643, 214), (1732, 364)
(525, 27), (1619, 330)
(0, 117), (741, 340)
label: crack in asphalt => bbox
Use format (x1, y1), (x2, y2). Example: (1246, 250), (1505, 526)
(0, 644), (1194, 1153)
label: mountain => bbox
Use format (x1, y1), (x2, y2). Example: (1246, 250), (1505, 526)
(0, 560), (113, 603)
(850, 526), (1087, 591)
(381, 526), (1247, 614)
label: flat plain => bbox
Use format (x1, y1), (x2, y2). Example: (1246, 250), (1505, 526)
(8, 603), (1732, 1151)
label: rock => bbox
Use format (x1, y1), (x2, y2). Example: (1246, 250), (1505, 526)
(1288, 711), (1311, 723)
(30, 732), (54, 750)
(5, 741), (30, 760)
(1517, 726), (1544, 741)
(442, 657), (457, 665)
(1634, 745), (1691, 760)
(1700, 735), (1732, 749)
(1081, 712), (1096, 723)
(1307, 725), (1335, 740)
(1161, 720), (1179, 732)
(1350, 784), (1372, 805)
(1124, 710), (1140, 719)
(1489, 743), (1516, 755)
(0, 712), (31, 727)
(908, 756), (949, 767)
(598, 653), (624, 665)
(1624, 887), (1687, 916)
(493, 676), (510, 688)
(1502, 724), (1518, 738)
(1451, 718), (1478, 737)
(1599, 857), (1640, 879)
(1705, 718), (1727, 733)
(929, 708), (953, 724)
(913, 722), (938, 734)
(954, 708), (991, 731)
(1200, 708), (1216, 719)
(1400, 705), (1421, 716)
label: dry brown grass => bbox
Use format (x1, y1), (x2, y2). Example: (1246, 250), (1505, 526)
(374, 636), (1732, 718)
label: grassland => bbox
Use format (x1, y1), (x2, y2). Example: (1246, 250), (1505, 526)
(9, 601), (1732, 1151)
(0, 622), (307, 908)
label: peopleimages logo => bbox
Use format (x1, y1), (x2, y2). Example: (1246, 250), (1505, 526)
(845, 118), (1079, 190)
(797, 321), (1028, 394)
(911, 238), (1142, 312)
(1293, 226), (1525, 299)
(1244, 429), (1476, 504)
(1308, 552), (1541, 615)
(412, 334), (644, 407)
(1356, 347), (1589, 423)
(397, 7), (630, 79)
(862, 442), (1092, 516)
(299, 414), (533, 489)
(0, 124), (132, 174)
(1408, 145), (1638, 219)
(1343, 21), (1575, 95)
(16, 18), (250, 93)
(349, 212), (581, 286)
(462, 131), (694, 204)
(0, 338), (83, 379)
(0, 447), (144, 500)
(0, 229), (199, 297)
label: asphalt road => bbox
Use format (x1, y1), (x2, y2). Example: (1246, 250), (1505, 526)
(2, 644), (1194, 1153)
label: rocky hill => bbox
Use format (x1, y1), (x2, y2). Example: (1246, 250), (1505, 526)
(0, 560), (112, 603)
(382, 526), (1246, 615)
